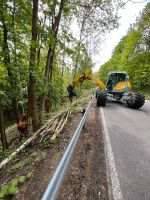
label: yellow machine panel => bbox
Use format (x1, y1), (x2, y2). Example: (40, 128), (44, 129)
(113, 81), (131, 91)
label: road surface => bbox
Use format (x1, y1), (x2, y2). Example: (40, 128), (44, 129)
(103, 100), (150, 200)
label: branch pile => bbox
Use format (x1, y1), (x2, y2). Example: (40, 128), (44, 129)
(0, 109), (70, 170)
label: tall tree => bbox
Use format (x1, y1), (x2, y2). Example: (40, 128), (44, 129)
(75, 0), (120, 67)
(28, 0), (39, 131)
(0, 2), (20, 123)
(99, 3), (150, 91)
(41, 0), (66, 112)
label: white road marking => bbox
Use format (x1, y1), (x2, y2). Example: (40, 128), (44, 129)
(145, 100), (150, 104)
(100, 107), (123, 200)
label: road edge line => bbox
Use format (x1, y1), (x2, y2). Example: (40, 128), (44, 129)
(100, 107), (123, 200)
(145, 100), (150, 104)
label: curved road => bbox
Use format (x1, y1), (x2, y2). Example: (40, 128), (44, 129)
(102, 100), (150, 200)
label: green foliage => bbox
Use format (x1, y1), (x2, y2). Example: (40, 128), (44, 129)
(40, 151), (47, 159)
(7, 150), (47, 174)
(0, 172), (32, 198)
(0, 0), (124, 146)
(26, 172), (32, 178)
(18, 176), (26, 183)
(99, 3), (150, 91)
(7, 158), (32, 173)
(46, 66), (66, 110)
(42, 138), (53, 149)
(31, 151), (39, 158)
(0, 148), (13, 163)
(31, 150), (47, 158)
(56, 134), (62, 143)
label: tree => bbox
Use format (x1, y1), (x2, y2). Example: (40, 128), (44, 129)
(0, 64), (9, 149)
(0, 1), (20, 123)
(98, 3), (150, 91)
(71, 0), (121, 75)
(0, 0), (126, 140)
(41, 0), (66, 112)
(28, 0), (39, 131)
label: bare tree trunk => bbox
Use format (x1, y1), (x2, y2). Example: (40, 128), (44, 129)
(28, 0), (39, 132)
(0, 106), (8, 149)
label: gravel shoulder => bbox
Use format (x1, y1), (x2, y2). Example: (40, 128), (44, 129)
(57, 100), (108, 200)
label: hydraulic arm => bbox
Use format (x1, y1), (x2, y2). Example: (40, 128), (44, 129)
(67, 68), (105, 102)
(72, 68), (105, 89)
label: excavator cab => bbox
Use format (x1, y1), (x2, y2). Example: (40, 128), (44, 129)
(106, 71), (131, 96)
(105, 71), (131, 101)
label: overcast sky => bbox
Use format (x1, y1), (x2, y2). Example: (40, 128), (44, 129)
(93, 0), (149, 72)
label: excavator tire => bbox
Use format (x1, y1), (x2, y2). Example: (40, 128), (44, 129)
(97, 90), (107, 106)
(127, 92), (145, 109)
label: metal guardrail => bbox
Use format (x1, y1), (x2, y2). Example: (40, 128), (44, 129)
(41, 97), (93, 200)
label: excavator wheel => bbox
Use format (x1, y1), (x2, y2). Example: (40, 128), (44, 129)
(97, 90), (107, 106)
(127, 92), (145, 109)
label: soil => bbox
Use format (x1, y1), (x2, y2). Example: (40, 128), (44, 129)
(0, 100), (108, 200)
(57, 100), (108, 200)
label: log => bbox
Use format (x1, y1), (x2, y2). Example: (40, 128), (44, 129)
(48, 119), (59, 135)
(39, 120), (55, 137)
(54, 112), (67, 133)
(39, 119), (59, 143)
(0, 109), (69, 169)
(50, 112), (67, 141)
(51, 110), (70, 141)
(57, 110), (70, 135)
(0, 134), (36, 169)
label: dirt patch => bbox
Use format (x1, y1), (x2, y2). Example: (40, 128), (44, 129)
(0, 100), (108, 200)
(57, 100), (108, 200)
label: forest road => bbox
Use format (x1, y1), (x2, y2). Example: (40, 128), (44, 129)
(103, 100), (150, 200)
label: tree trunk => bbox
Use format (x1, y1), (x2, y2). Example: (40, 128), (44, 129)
(41, 0), (65, 112)
(28, 0), (39, 132)
(41, 46), (51, 112)
(12, 97), (20, 123)
(0, 106), (8, 149)
(1, 6), (20, 123)
(74, 14), (87, 77)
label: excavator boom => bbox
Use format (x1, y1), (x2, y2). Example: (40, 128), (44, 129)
(72, 68), (105, 89)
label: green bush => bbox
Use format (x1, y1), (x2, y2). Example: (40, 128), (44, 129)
(0, 172), (32, 198)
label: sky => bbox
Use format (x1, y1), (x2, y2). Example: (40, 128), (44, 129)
(92, 0), (149, 72)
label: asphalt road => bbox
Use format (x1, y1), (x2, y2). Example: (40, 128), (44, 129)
(103, 101), (150, 200)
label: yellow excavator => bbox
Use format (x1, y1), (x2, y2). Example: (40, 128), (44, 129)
(67, 68), (145, 109)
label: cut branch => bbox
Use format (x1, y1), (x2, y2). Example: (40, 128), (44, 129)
(51, 110), (70, 141)
(0, 108), (69, 169)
